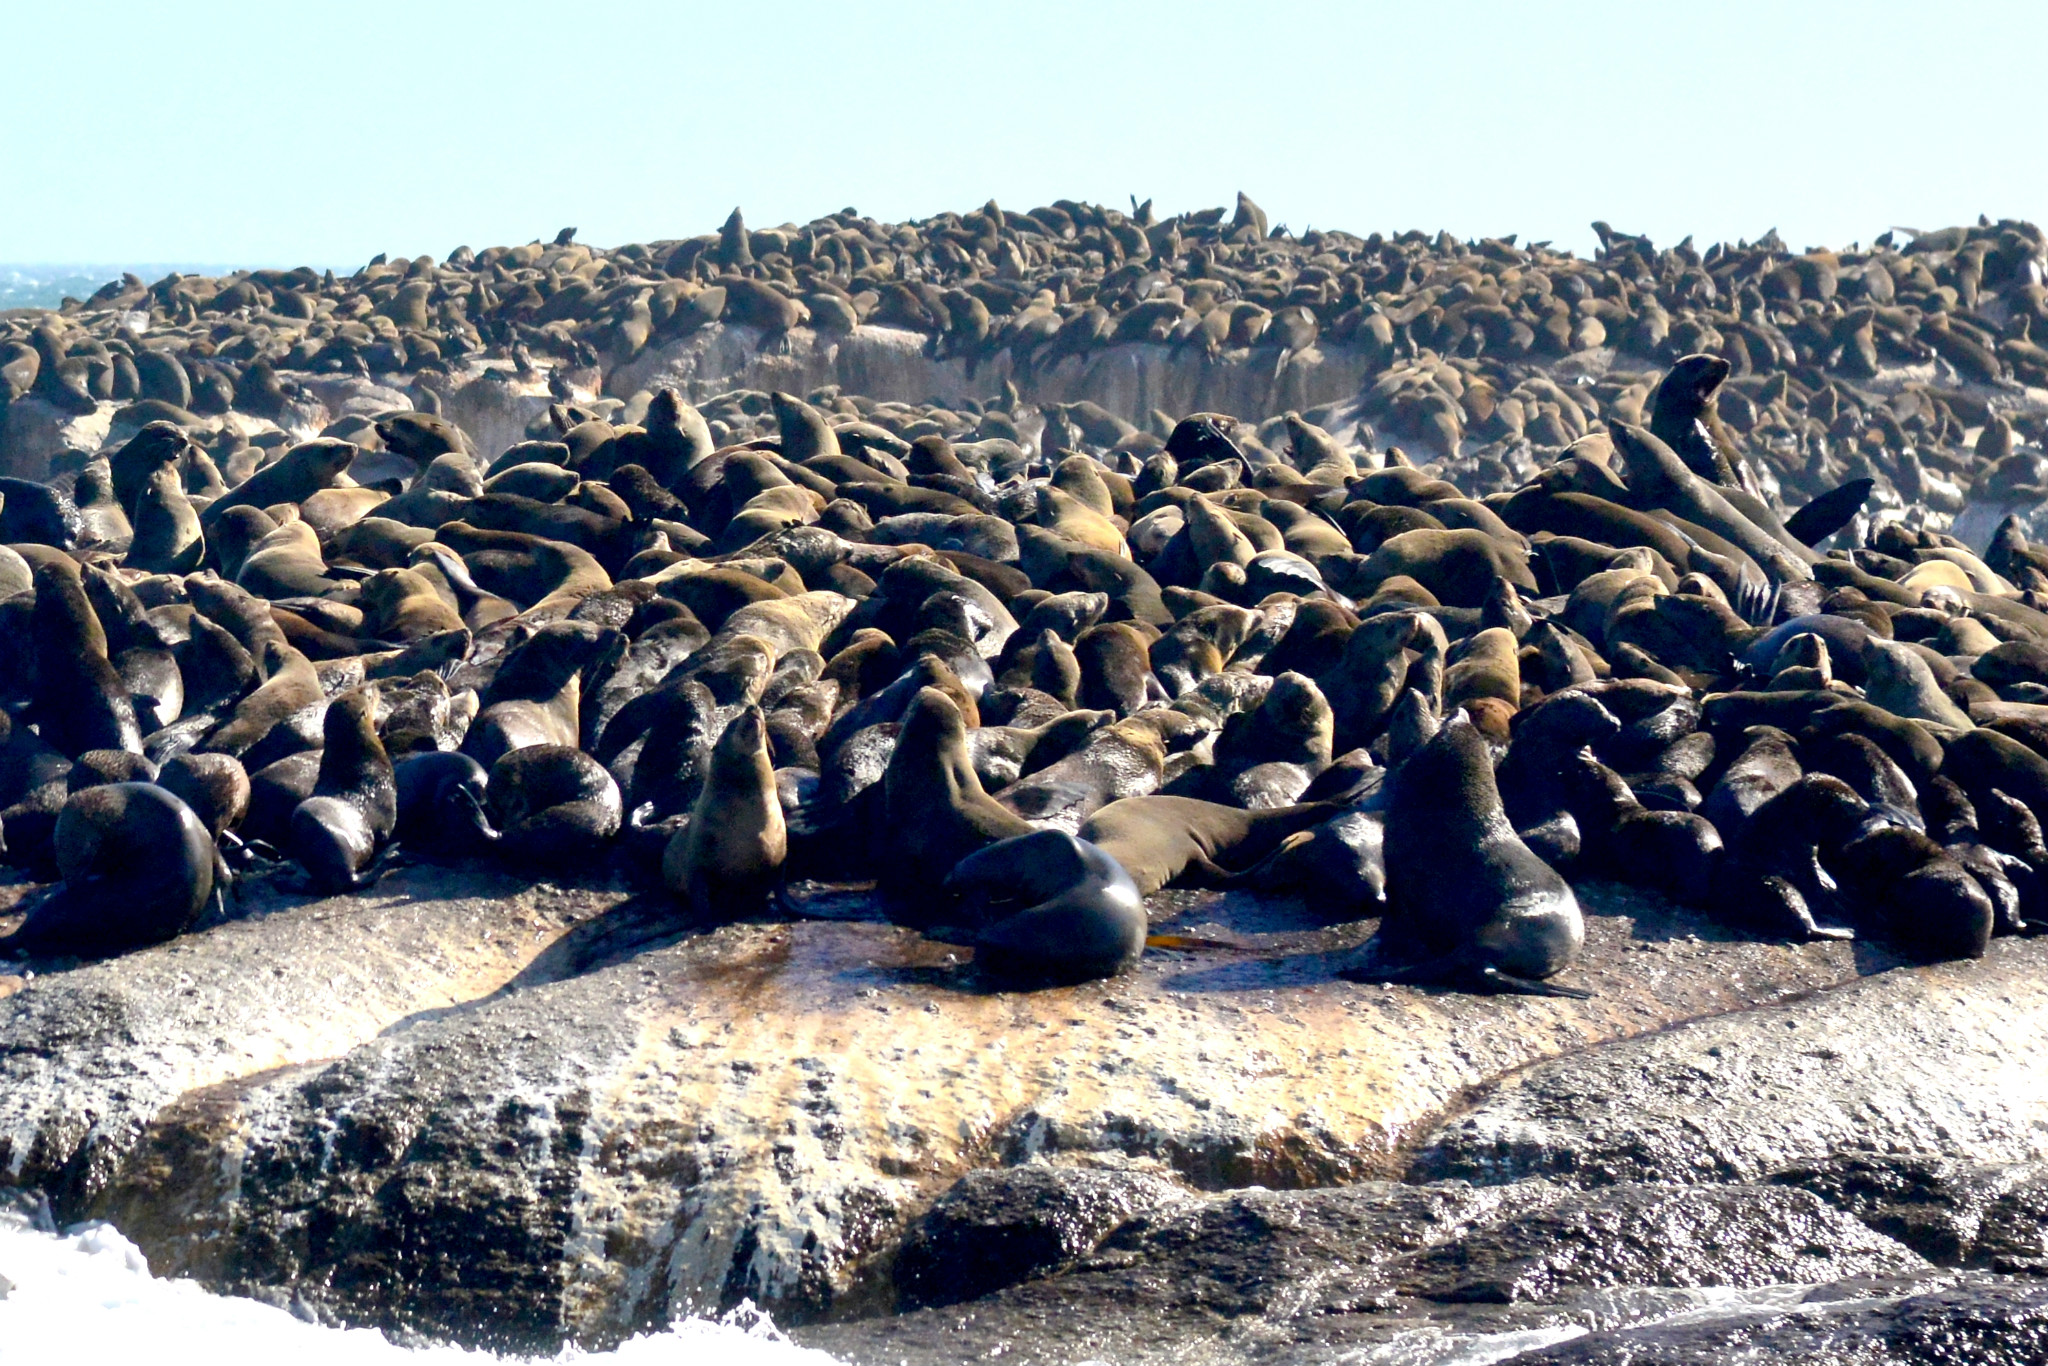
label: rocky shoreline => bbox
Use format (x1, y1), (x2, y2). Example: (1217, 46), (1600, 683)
(9, 202), (2048, 1364)
(8, 870), (2048, 1362)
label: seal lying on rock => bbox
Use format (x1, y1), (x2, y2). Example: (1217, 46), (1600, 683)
(942, 829), (1146, 986)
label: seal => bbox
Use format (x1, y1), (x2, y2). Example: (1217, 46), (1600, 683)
(485, 743), (622, 867)
(662, 705), (786, 918)
(1343, 711), (1589, 995)
(288, 686), (397, 892)
(31, 561), (143, 759)
(1836, 820), (1995, 961)
(942, 829), (1146, 986)
(880, 687), (1035, 901)
(127, 463), (206, 573)
(394, 751), (498, 857)
(464, 619), (625, 769)
(359, 566), (466, 641)
(0, 783), (215, 959)
(199, 436), (357, 529)
(1078, 794), (1337, 896)
(155, 751), (251, 845)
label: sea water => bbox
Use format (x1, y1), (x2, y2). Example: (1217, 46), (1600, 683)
(0, 1218), (841, 1366)
(0, 265), (240, 312)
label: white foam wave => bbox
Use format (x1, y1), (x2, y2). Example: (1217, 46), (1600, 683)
(0, 1218), (841, 1365)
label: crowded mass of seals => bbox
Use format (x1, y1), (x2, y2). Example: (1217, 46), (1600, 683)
(7, 194), (2048, 996)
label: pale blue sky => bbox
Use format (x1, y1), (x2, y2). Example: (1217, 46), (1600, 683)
(8, 0), (2045, 268)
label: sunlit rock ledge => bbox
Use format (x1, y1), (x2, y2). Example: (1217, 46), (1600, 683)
(15, 861), (2046, 1351)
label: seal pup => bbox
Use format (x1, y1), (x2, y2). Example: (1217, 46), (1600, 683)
(1342, 711), (1589, 995)
(942, 829), (1146, 986)
(394, 751), (498, 857)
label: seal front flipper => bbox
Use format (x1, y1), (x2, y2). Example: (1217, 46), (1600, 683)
(1476, 965), (1593, 999)
(1758, 873), (1855, 942)
(1783, 478), (1874, 548)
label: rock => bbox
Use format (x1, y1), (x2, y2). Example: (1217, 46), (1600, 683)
(0, 863), (619, 1219)
(605, 324), (1370, 443)
(1389, 1182), (1925, 1304)
(61, 883), (1881, 1346)
(800, 1178), (1929, 1366)
(0, 395), (112, 480)
(1772, 1153), (2048, 1268)
(802, 1180), (1564, 1365)
(893, 1162), (1187, 1309)
(1410, 938), (2048, 1189)
(1514, 1275), (2048, 1364)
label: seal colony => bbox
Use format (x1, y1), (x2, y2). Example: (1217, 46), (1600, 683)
(7, 200), (2048, 992)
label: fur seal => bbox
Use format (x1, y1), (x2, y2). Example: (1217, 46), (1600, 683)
(942, 829), (1146, 986)
(880, 687), (1034, 901)
(464, 620), (624, 768)
(199, 437), (357, 529)
(485, 744), (622, 866)
(31, 561), (143, 759)
(1345, 711), (1588, 995)
(156, 752), (251, 844)
(662, 705), (786, 917)
(1078, 795), (1336, 896)
(288, 687), (397, 892)
(1, 783), (215, 959)
(394, 751), (498, 856)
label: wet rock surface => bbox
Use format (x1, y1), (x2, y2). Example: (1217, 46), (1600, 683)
(0, 868), (2043, 1360)
(0, 862), (614, 1218)
(1771, 1152), (2048, 1269)
(1410, 937), (2048, 1189)
(1516, 1276), (2048, 1366)
(799, 943), (2048, 1366)
(54, 881), (1873, 1348)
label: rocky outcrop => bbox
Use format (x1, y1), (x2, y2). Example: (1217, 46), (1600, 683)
(0, 877), (1918, 1351)
(798, 1174), (1945, 1365)
(1409, 937), (2048, 1188)
(798, 935), (2048, 1366)
(0, 863), (617, 1216)
(3, 870), (2046, 1361)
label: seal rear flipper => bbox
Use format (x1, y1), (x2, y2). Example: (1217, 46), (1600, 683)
(1476, 964), (1593, 999)
(1759, 873), (1855, 942)
(451, 783), (502, 846)
(1180, 851), (1248, 888)
(1210, 829), (1315, 890)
